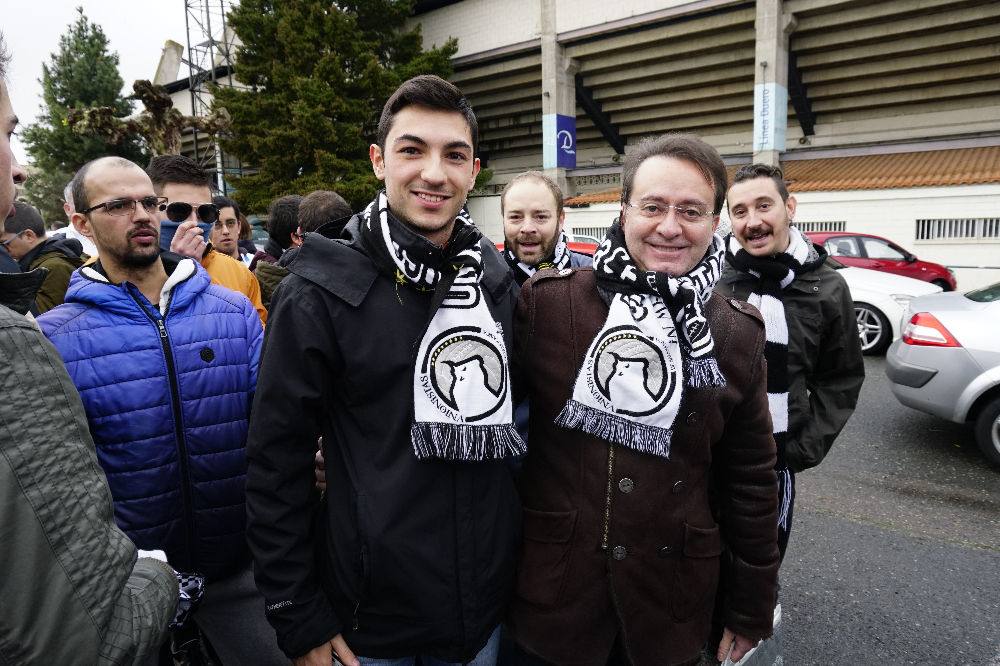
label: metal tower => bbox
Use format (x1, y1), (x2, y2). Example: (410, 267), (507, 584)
(183, 0), (239, 193)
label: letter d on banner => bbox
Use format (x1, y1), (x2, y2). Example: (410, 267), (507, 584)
(544, 113), (577, 169)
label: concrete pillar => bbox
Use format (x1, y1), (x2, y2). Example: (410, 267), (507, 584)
(541, 0), (578, 194)
(752, 0), (797, 165)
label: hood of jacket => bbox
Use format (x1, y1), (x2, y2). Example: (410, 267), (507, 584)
(65, 251), (208, 317)
(286, 214), (512, 307)
(0, 267), (48, 315)
(20, 234), (85, 271)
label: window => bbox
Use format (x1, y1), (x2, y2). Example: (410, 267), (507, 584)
(861, 238), (906, 261)
(796, 220), (846, 232)
(915, 217), (1000, 241)
(825, 236), (861, 258)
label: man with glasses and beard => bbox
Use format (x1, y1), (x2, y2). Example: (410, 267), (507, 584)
(148, 154), (267, 325)
(37, 156), (285, 664)
(507, 134), (779, 666)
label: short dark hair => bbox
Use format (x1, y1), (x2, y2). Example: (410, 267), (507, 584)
(376, 75), (478, 156)
(147, 154), (212, 194)
(297, 190), (352, 233)
(267, 195), (303, 249)
(5, 201), (45, 236)
(731, 163), (790, 202)
(212, 195), (241, 221)
(621, 133), (728, 214)
(501, 171), (564, 218)
(70, 156), (138, 212)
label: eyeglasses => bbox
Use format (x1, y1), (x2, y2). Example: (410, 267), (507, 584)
(79, 196), (167, 217)
(0, 230), (25, 248)
(625, 200), (713, 225)
(162, 201), (220, 224)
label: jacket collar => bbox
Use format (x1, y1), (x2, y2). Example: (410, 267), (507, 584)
(73, 252), (204, 315)
(288, 215), (513, 306)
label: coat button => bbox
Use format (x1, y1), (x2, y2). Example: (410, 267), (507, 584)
(658, 545), (673, 558)
(672, 480), (686, 494)
(686, 412), (699, 426)
(813, 286), (820, 292)
(618, 477), (635, 494)
(612, 545), (627, 561)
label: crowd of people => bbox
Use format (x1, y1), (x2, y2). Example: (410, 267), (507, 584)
(0, 31), (864, 666)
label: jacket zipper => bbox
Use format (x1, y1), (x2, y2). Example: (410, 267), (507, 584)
(129, 289), (197, 570)
(601, 444), (615, 550)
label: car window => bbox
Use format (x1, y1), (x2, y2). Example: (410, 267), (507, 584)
(825, 237), (861, 257)
(966, 283), (1000, 303)
(862, 238), (906, 260)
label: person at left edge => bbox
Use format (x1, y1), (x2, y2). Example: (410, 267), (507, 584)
(36, 156), (285, 665)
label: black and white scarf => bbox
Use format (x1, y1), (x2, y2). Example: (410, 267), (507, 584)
(724, 226), (825, 530)
(360, 191), (525, 461)
(555, 222), (726, 459)
(504, 229), (572, 282)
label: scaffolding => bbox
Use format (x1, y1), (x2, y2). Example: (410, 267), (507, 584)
(183, 0), (240, 193)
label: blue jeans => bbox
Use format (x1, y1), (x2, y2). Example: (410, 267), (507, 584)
(356, 626), (501, 666)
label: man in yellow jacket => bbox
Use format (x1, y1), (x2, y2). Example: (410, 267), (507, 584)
(147, 155), (266, 325)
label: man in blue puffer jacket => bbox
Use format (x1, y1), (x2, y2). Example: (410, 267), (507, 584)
(37, 156), (284, 664)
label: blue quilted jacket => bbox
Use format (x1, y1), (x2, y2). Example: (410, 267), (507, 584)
(37, 255), (263, 580)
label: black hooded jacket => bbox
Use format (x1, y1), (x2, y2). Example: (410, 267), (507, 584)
(245, 216), (521, 661)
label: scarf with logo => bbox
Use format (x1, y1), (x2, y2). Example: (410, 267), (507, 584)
(555, 222), (726, 459)
(724, 226), (825, 531)
(360, 191), (525, 461)
(504, 229), (572, 283)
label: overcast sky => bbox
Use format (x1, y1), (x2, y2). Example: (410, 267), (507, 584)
(4, 1), (196, 164)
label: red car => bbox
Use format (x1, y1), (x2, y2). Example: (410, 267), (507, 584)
(805, 232), (957, 291)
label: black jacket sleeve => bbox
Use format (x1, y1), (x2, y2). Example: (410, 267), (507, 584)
(245, 278), (343, 658)
(785, 275), (865, 472)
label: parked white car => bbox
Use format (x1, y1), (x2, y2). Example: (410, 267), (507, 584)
(831, 260), (942, 355)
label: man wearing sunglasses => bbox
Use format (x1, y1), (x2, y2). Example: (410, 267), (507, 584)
(147, 154), (266, 325)
(37, 154), (285, 664)
(1, 201), (87, 314)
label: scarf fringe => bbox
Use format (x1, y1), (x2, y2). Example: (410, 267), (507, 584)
(411, 423), (526, 461)
(555, 400), (673, 459)
(684, 357), (727, 389)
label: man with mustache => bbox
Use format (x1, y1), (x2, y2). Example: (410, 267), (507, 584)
(718, 163), (863, 559)
(501, 171), (591, 286)
(36, 156), (283, 664)
(508, 134), (779, 666)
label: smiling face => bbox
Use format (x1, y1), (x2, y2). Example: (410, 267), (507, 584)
(621, 155), (719, 276)
(370, 104), (480, 247)
(1, 82), (27, 220)
(727, 176), (796, 257)
(73, 162), (161, 269)
(503, 178), (564, 265)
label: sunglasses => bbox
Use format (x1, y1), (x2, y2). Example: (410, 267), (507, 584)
(161, 201), (220, 224)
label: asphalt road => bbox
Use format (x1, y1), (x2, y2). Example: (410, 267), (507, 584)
(779, 357), (1000, 665)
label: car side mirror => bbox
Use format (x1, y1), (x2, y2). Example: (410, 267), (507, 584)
(904, 254), (917, 263)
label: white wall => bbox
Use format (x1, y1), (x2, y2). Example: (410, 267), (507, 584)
(467, 194), (504, 243)
(789, 185), (1000, 290)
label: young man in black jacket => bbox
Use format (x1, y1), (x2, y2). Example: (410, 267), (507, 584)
(246, 75), (524, 666)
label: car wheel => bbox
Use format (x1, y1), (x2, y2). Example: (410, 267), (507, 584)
(974, 396), (1000, 466)
(854, 302), (891, 356)
(931, 279), (952, 291)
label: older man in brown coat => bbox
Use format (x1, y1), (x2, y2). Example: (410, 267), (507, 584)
(508, 134), (780, 666)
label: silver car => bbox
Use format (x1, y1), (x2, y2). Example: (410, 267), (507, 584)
(885, 281), (1000, 465)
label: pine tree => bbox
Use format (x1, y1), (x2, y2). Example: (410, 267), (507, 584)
(214, 0), (459, 213)
(20, 8), (147, 223)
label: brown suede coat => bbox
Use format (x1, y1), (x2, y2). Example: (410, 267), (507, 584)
(509, 268), (779, 666)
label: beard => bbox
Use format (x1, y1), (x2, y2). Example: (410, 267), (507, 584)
(119, 245), (161, 268)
